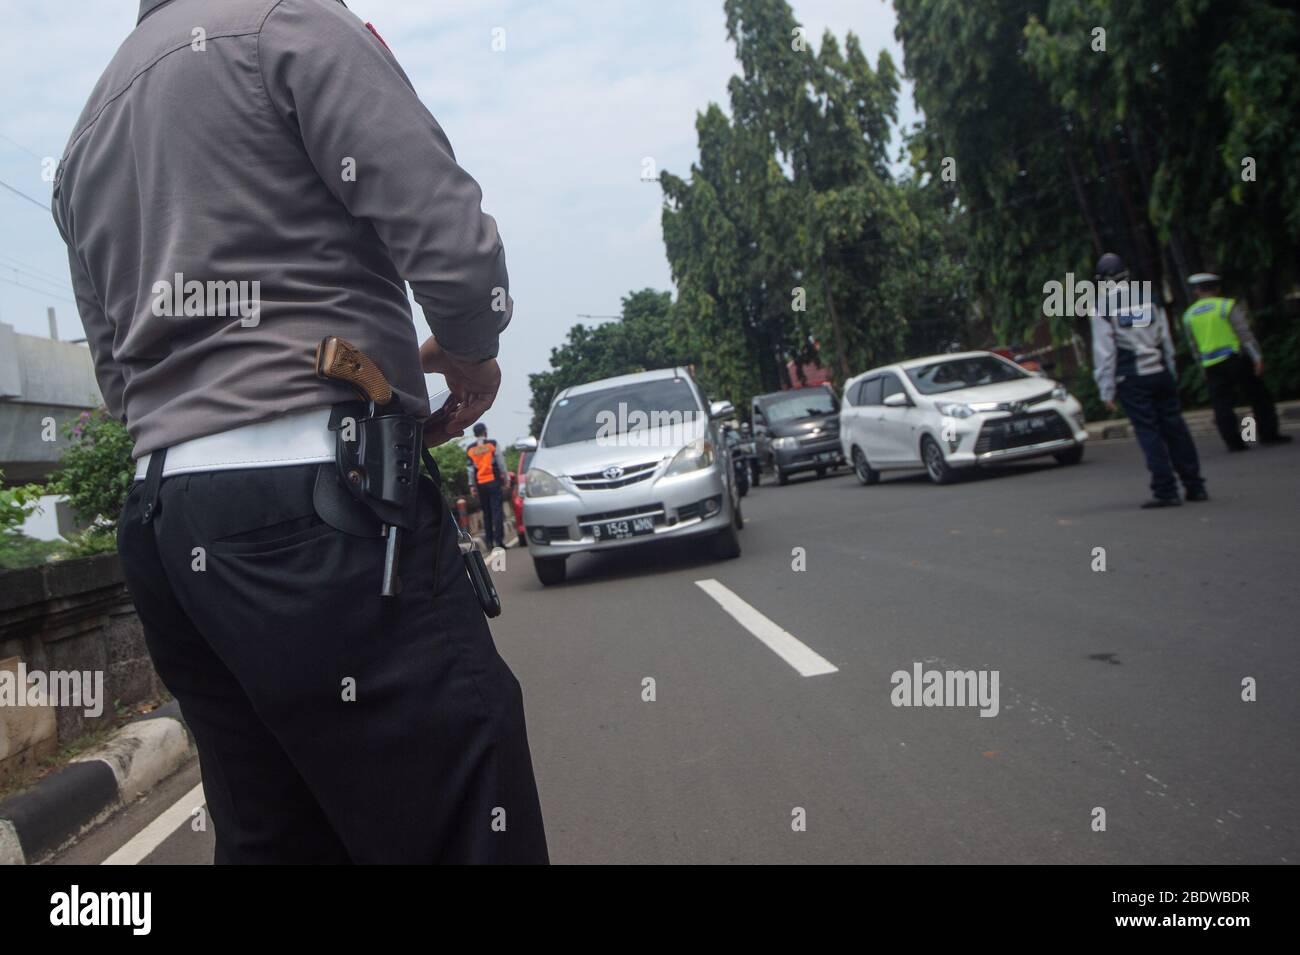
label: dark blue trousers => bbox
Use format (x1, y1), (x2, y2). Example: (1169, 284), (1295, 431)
(478, 482), (505, 548)
(1116, 370), (1205, 500)
(118, 464), (547, 863)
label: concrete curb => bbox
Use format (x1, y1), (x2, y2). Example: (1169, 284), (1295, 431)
(1085, 399), (1300, 442)
(0, 701), (192, 865)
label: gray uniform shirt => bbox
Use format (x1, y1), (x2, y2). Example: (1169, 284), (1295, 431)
(1226, 303), (1263, 364)
(52, 0), (512, 457)
(1091, 297), (1176, 404)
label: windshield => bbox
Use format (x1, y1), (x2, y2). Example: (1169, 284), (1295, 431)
(541, 377), (702, 447)
(905, 356), (1027, 395)
(759, 388), (838, 423)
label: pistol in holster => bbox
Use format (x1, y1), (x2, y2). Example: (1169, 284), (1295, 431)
(314, 336), (502, 617)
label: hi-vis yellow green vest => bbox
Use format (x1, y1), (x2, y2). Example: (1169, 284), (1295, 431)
(1182, 296), (1240, 367)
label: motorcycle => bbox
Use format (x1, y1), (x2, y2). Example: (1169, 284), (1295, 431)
(723, 423), (758, 497)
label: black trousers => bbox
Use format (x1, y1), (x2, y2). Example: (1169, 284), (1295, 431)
(1203, 352), (1281, 449)
(1116, 370), (1205, 501)
(117, 464), (548, 864)
(477, 482), (505, 549)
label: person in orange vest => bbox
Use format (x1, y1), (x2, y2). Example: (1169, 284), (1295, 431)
(466, 422), (509, 552)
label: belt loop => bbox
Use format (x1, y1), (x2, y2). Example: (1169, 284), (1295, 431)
(140, 447), (168, 524)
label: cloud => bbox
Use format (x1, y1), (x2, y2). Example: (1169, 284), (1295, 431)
(0, 0), (910, 441)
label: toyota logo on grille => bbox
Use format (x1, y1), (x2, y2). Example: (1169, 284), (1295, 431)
(602, 466), (625, 480)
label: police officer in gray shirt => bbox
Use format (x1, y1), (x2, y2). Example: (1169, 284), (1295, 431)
(53, 0), (547, 863)
(1090, 253), (1207, 508)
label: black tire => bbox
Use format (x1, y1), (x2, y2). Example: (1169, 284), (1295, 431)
(852, 446), (880, 486)
(776, 466), (790, 486)
(533, 556), (567, 586)
(815, 467), (827, 478)
(712, 523), (741, 559)
(921, 435), (956, 485)
(1053, 444), (1085, 465)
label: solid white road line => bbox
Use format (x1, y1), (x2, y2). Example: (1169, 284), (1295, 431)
(694, 579), (839, 677)
(101, 783), (206, 865)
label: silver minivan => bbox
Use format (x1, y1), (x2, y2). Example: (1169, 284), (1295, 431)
(520, 368), (743, 586)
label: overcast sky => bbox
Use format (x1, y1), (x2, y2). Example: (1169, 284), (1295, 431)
(0, 0), (912, 443)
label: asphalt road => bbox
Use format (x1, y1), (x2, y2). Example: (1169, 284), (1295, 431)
(55, 435), (1300, 864)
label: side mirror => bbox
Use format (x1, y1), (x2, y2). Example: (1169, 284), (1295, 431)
(882, 392), (910, 408)
(709, 400), (735, 420)
(515, 436), (538, 452)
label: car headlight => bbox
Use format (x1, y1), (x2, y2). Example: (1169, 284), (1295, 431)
(524, 468), (564, 498)
(935, 401), (975, 419)
(772, 436), (798, 450)
(1051, 385), (1068, 402)
(664, 438), (715, 476)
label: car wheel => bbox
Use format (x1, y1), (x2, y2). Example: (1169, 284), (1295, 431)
(1053, 445), (1084, 465)
(815, 467), (827, 478)
(852, 446), (880, 486)
(533, 556), (567, 586)
(712, 523), (741, 559)
(922, 435), (956, 485)
(776, 466), (790, 486)
(733, 491), (744, 530)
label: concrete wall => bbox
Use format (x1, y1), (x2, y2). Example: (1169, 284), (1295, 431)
(0, 554), (163, 785)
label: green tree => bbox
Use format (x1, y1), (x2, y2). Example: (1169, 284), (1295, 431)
(527, 289), (692, 437)
(895, 0), (1300, 380)
(0, 469), (56, 570)
(45, 408), (134, 553)
(661, 0), (967, 412)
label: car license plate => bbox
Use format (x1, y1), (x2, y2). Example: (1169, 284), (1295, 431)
(592, 516), (656, 540)
(817, 452), (836, 462)
(1007, 417), (1045, 436)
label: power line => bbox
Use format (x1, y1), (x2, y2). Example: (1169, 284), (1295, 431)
(0, 253), (71, 286)
(0, 131), (46, 161)
(0, 176), (52, 212)
(0, 261), (72, 293)
(0, 275), (75, 304)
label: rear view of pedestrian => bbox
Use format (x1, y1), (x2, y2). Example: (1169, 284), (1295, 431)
(1090, 254), (1207, 508)
(1182, 272), (1292, 451)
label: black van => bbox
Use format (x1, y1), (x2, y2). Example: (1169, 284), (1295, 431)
(750, 385), (844, 485)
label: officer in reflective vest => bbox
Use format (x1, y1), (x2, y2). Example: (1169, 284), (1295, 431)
(466, 423), (508, 552)
(1182, 273), (1290, 450)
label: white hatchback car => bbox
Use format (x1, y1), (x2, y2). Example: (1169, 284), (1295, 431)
(839, 351), (1088, 485)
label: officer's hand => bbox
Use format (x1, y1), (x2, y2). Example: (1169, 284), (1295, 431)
(421, 412), (463, 449)
(1104, 400), (1117, 414)
(420, 338), (502, 434)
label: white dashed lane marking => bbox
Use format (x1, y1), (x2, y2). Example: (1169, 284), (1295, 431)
(101, 783), (205, 865)
(694, 579), (839, 677)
